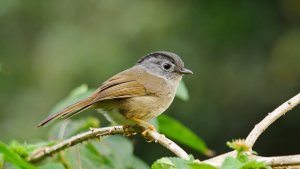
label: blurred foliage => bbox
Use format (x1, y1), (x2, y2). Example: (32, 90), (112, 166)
(0, 141), (37, 169)
(0, 0), (300, 166)
(0, 84), (271, 169)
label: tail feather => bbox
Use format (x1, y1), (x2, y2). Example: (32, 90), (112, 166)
(37, 98), (93, 127)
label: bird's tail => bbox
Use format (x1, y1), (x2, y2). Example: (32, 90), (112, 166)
(37, 98), (93, 127)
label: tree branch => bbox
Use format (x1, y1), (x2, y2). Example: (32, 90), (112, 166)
(254, 154), (300, 166)
(28, 93), (300, 168)
(27, 125), (189, 163)
(245, 93), (300, 148)
(204, 153), (300, 168)
(204, 93), (300, 168)
(146, 129), (190, 160)
(27, 126), (123, 162)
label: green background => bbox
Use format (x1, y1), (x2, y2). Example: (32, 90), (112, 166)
(0, 0), (299, 164)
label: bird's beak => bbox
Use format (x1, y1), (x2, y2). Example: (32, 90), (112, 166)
(178, 68), (193, 74)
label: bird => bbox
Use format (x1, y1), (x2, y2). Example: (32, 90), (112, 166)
(37, 51), (192, 134)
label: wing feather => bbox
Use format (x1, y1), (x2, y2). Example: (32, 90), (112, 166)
(38, 67), (147, 127)
(91, 71), (146, 103)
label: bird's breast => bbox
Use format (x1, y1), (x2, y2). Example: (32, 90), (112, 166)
(119, 81), (177, 121)
(96, 70), (180, 125)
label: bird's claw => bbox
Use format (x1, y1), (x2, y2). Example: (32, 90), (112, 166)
(123, 125), (137, 136)
(141, 127), (156, 142)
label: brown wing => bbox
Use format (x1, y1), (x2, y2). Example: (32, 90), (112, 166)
(90, 70), (146, 103)
(38, 68), (146, 127)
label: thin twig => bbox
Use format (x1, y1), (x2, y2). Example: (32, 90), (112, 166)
(27, 125), (190, 163)
(147, 129), (190, 160)
(245, 93), (300, 148)
(204, 153), (300, 168)
(254, 154), (300, 166)
(27, 126), (124, 163)
(204, 93), (300, 168)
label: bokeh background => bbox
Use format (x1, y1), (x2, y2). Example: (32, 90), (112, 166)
(0, 0), (300, 164)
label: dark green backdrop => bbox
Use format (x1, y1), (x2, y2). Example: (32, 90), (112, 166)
(0, 0), (299, 164)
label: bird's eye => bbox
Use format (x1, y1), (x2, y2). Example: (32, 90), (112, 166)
(163, 63), (171, 70)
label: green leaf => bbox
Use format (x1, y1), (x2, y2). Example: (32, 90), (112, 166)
(157, 115), (212, 156)
(62, 134), (149, 169)
(240, 160), (271, 169)
(89, 136), (144, 169)
(152, 157), (216, 169)
(220, 157), (271, 169)
(175, 81), (189, 101)
(40, 163), (66, 169)
(132, 156), (150, 169)
(8, 140), (54, 159)
(0, 141), (38, 169)
(49, 84), (95, 115)
(226, 139), (250, 153)
(188, 163), (217, 169)
(151, 157), (190, 169)
(220, 157), (242, 169)
(8, 141), (29, 158)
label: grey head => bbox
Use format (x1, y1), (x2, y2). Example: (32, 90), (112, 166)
(136, 51), (193, 80)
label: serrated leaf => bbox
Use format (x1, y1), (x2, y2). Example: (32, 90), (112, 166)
(151, 157), (190, 169)
(175, 81), (189, 101)
(9, 141), (29, 158)
(220, 157), (242, 169)
(226, 139), (250, 153)
(7, 140), (54, 161)
(0, 141), (38, 169)
(240, 160), (271, 169)
(188, 163), (217, 169)
(152, 157), (215, 169)
(157, 115), (212, 156)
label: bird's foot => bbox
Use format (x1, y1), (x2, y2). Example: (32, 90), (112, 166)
(130, 117), (157, 142)
(123, 125), (137, 136)
(141, 125), (156, 142)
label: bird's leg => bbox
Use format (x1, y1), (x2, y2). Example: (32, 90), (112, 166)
(131, 117), (156, 142)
